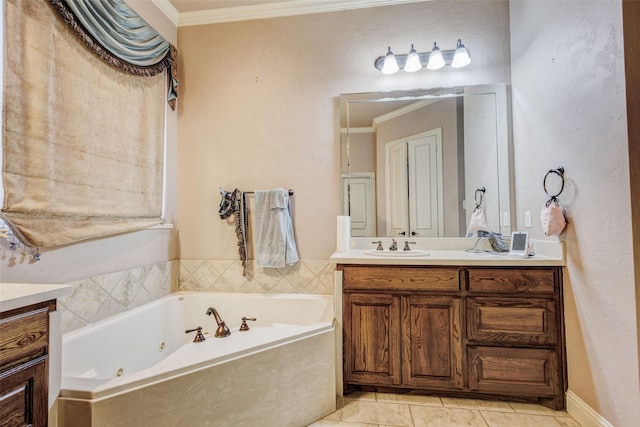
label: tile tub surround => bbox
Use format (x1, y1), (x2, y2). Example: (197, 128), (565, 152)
(57, 258), (333, 334)
(58, 260), (178, 333)
(179, 259), (335, 294)
(311, 393), (581, 427)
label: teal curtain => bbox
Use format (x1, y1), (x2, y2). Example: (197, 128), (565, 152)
(50, 0), (178, 109)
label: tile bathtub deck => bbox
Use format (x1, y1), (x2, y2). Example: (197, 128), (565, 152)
(309, 392), (582, 427)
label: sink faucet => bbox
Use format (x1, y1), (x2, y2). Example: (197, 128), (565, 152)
(389, 239), (398, 251)
(403, 241), (416, 251)
(206, 307), (231, 337)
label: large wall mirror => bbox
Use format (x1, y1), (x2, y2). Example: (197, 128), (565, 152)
(339, 84), (513, 238)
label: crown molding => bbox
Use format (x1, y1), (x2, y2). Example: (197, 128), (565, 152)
(372, 99), (439, 129)
(172, 0), (430, 27)
(151, 0), (180, 26)
(341, 127), (375, 134)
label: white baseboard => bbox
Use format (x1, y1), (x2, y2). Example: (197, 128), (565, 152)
(566, 391), (614, 427)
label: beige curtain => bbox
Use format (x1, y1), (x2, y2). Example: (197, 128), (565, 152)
(1, 0), (165, 248)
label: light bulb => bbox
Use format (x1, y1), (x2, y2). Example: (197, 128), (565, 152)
(404, 44), (422, 72)
(426, 42), (445, 70)
(451, 39), (471, 68)
(381, 46), (399, 74)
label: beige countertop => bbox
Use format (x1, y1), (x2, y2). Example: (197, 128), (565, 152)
(0, 283), (72, 312)
(330, 238), (565, 267)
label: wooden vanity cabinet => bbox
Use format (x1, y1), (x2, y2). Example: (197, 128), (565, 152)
(342, 266), (464, 392)
(0, 300), (54, 427)
(340, 264), (566, 410)
(465, 267), (565, 409)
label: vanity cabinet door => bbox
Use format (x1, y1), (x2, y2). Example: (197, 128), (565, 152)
(1, 301), (53, 427)
(343, 293), (401, 386)
(402, 296), (463, 390)
(0, 356), (48, 427)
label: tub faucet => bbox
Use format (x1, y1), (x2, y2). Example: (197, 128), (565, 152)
(206, 307), (231, 337)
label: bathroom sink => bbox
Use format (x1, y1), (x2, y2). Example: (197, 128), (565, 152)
(363, 250), (430, 257)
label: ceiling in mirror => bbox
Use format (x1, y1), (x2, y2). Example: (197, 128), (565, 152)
(339, 84), (513, 239)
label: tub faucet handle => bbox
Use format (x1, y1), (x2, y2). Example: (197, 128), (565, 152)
(239, 316), (257, 331)
(185, 326), (206, 343)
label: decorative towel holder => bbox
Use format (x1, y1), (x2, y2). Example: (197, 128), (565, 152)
(543, 167), (565, 199)
(474, 187), (486, 209)
(541, 167), (568, 236)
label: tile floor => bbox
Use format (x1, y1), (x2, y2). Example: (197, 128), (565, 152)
(309, 392), (582, 427)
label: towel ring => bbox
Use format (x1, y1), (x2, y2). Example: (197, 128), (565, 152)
(474, 187), (486, 208)
(544, 167), (565, 198)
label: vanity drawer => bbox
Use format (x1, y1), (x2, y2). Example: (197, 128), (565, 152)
(467, 268), (556, 294)
(0, 307), (49, 367)
(342, 266), (460, 292)
(467, 297), (557, 345)
(468, 346), (559, 397)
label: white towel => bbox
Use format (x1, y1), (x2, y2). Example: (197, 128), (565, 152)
(254, 189), (299, 268)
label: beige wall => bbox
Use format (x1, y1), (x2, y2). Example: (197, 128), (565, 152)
(510, 1), (639, 425)
(177, 1), (511, 260)
(345, 132), (376, 174)
(0, 1), (179, 284)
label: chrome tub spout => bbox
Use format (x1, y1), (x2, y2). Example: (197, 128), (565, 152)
(206, 307), (231, 337)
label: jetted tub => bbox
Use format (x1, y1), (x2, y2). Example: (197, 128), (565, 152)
(57, 292), (336, 427)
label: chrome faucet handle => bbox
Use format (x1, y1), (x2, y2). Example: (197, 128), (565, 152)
(371, 241), (384, 251)
(185, 326), (206, 342)
(239, 316), (257, 331)
(403, 241), (416, 251)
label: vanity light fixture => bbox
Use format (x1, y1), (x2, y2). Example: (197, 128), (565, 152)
(381, 46), (400, 74)
(374, 39), (471, 74)
(426, 42), (445, 70)
(404, 44), (422, 72)
(451, 39), (471, 68)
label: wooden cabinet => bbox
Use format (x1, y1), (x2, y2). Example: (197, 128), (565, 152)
(340, 264), (566, 410)
(343, 293), (401, 386)
(0, 300), (54, 427)
(402, 295), (463, 390)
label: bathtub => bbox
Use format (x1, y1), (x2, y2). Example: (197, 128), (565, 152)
(57, 292), (336, 427)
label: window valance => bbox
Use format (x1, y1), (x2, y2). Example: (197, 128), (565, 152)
(49, 0), (178, 109)
(1, 0), (167, 249)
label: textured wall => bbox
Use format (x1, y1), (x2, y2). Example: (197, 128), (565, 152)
(510, 1), (639, 425)
(176, 1), (511, 261)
